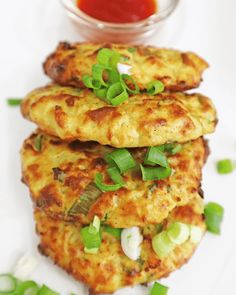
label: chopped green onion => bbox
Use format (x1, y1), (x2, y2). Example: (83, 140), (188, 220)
(103, 225), (122, 238)
(80, 226), (101, 250)
(128, 47), (136, 53)
(7, 98), (22, 106)
(167, 222), (190, 245)
(164, 143), (182, 155)
(107, 69), (120, 84)
(97, 48), (120, 69)
(82, 75), (101, 89)
(204, 202), (224, 234)
(144, 147), (169, 167)
(149, 281), (169, 295)
(0, 274), (17, 293)
(84, 247), (99, 254)
(106, 82), (129, 106)
(189, 225), (203, 244)
(92, 64), (110, 87)
(152, 231), (175, 258)
(147, 81), (164, 95)
(38, 284), (59, 295)
(95, 173), (122, 192)
(16, 281), (39, 295)
(120, 74), (140, 94)
(89, 215), (100, 234)
(217, 159), (233, 174)
(105, 149), (136, 173)
(107, 166), (124, 185)
(140, 165), (172, 181)
(34, 135), (43, 152)
(68, 183), (102, 215)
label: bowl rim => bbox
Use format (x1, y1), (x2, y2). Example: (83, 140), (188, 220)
(60, 0), (179, 30)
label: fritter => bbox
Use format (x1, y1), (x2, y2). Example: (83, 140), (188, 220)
(43, 42), (208, 91)
(21, 130), (208, 228)
(21, 84), (217, 147)
(36, 196), (206, 294)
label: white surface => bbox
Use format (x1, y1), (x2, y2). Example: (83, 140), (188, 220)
(0, 0), (236, 294)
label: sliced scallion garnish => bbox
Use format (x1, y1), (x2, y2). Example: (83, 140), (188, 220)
(217, 159), (234, 174)
(167, 222), (190, 245)
(103, 225), (122, 238)
(106, 82), (129, 106)
(80, 224), (101, 252)
(7, 98), (22, 106)
(0, 274), (17, 293)
(68, 183), (102, 215)
(189, 225), (203, 244)
(140, 164), (172, 181)
(33, 135), (43, 152)
(107, 166), (124, 185)
(152, 231), (175, 258)
(16, 281), (39, 295)
(164, 143), (182, 155)
(38, 284), (59, 295)
(97, 48), (120, 69)
(144, 146), (169, 167)
(82, 75), (101, 89)
(105, 149), (136, 174)
(204, 202), (224, 234)
(120, 74), (140, 94)
(95, 173), (122, 192)
(147, 80), (164, 95)
(149, 281), (169, 295)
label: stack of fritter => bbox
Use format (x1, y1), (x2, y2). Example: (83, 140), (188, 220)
(20, 43), (217, 294)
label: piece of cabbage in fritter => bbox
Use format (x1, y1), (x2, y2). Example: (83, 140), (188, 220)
(36, 196), (206, 294)
(21, 84), (217, 148)
(43, 42), (208, 91)
(21, 130), (208, 228)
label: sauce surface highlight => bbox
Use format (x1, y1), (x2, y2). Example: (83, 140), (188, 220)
(77, 0), (157, 23)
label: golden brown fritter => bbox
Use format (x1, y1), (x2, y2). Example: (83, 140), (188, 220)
(43, 42), (208, 91)
(36, 196), (206, 294)
(21, 84), (217, 148)
(21, 130), (208, 228)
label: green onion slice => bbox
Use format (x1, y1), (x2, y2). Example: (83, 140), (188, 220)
(106, 82), (129, 106)
(84, 247), (99, 254)
(103, 225), (122, 238)
(105, 149), (136, 174)
(152, 231), (175, 258)
(167, 222), (190, 245)
(189, 225), (203, 244)
(92, 64), (111, 87)
(164, 143), (182, 155)
(217, 159), (234, 174)
(140, 165), (172, 181)
(147, 80), (165, 95)
(149, 281), (169, 295)
(107, 166), (124, 185)
(33, 135), (43, 152)
(0, 274), (17, 293)
(97, 48), (120, 69)
(37, 284), (59, 295)
(68, 183), (102, 215)
(120, 74), (140, 94)
(204, 202), (224, 234)
(89, 216), (100, 234)
(16, 281), (39, 295)
(95, 173), (122, 192)
(144, 147), (169, 167)
(80, 226), (101, 250)
(7, 98), (22, 106)
(82, 75), (101, 89)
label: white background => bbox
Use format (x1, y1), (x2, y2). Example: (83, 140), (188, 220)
(0, 0), (236, 294)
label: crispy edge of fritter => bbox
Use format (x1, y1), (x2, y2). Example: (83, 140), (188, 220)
(43, 42), (209, 91)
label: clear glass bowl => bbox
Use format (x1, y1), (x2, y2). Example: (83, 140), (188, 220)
(60, 0), (179, 44)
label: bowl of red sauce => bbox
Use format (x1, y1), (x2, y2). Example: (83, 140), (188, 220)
(60, 0), (179, 43)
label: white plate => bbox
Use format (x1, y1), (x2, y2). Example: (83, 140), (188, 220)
(0, 0), (236, 294)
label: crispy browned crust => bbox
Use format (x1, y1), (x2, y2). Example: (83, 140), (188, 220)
(43, 42), (209, 91)
(21, 130), (207, 228)
(21, 84), (217, 148)
(35, 196), (206, 293)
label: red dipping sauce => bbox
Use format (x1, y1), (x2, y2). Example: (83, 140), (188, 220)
(77, 0), (157, 23)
